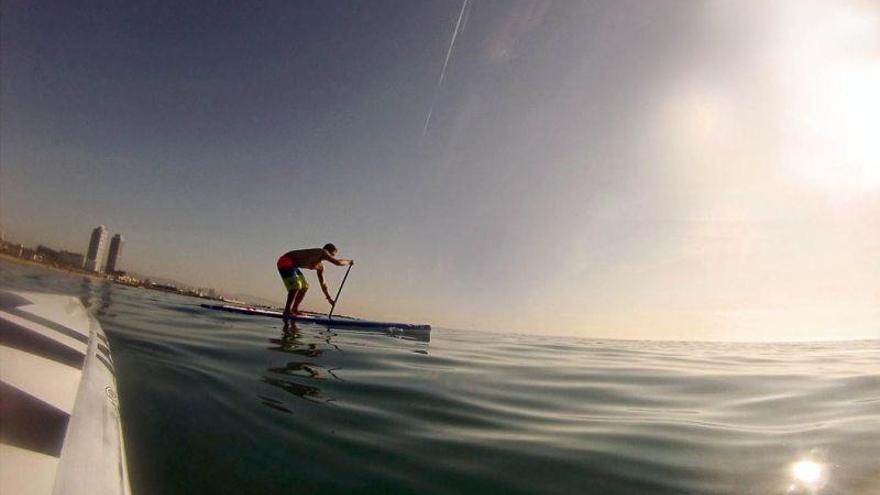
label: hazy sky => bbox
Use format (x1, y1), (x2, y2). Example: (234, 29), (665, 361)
(2, 0), (878, 341)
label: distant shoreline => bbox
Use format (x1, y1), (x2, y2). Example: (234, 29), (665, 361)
(0, 253), (105, 281)
(0, 254), (245, 305)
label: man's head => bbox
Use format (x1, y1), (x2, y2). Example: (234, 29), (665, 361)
(323, 243), (338, 255)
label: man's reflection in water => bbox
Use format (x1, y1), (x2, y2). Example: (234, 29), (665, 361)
(280, 320), (302, 347)
(260, 375), (327, 404)
(260, 321), (337, 406)
(273, 321), (325, 359)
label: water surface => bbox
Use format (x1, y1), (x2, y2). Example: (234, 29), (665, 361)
(2, 261), (878, 494)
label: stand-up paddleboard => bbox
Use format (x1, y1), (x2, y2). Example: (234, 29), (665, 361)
(201, 304), (431, 332)
(0, 290), (131, 495)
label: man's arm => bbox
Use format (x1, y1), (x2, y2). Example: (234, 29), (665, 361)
(322, 250), (354, 266)
(315, 266), (334, 304)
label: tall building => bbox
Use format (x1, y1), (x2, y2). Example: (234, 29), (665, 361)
(106, 234), (124, 273)
(85, 225), (108, 272)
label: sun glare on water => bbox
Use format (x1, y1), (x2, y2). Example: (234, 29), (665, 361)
(793, 461), (823, 484)
(788, 460), (828, 494)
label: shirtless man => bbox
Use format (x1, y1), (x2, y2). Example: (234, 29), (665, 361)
(276, 243), (353, 318)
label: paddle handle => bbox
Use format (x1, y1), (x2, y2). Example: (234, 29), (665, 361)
(328, 264), (352, 319)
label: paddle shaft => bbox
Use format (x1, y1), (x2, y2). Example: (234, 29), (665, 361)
(328, 264), (352, 319)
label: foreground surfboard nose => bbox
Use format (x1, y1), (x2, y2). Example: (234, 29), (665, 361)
(0, 290), (131, 495)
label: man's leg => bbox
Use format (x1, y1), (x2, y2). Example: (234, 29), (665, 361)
(283, 290), (296, 318)
(292, 286), (308, 315)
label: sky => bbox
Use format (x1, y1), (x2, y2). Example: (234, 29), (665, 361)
(2, 0), (878, 341)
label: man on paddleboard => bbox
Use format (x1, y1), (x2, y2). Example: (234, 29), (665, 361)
(277, 243), (353, 318)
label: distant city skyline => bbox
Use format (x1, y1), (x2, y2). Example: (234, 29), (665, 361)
(2, 1), (878, 341)
(81, 225), (126, 273)
(1, 232), (243, 303)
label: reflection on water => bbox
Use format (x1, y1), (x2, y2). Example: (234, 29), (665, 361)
(77, 275), (114, 315)
(2, 260), (879, 495)
(787, 454), (830, 494)
(260, 321), (412, 407)
(261, 321), (341, 404)
(261, 375), (329, 404)
(791, 460), (824, 487)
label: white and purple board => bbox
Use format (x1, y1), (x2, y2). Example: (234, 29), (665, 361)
(201, 304), (431, 333)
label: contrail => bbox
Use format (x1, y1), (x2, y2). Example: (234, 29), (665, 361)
(437, 0), (469, 90)
(422, 0), (470, 137)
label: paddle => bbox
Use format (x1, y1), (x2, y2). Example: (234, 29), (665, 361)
(328, 263), (352, 319)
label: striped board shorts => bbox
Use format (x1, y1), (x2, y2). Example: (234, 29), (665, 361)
(277, 256), (308, 292)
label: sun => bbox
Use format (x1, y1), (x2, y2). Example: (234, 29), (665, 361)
(776, 1), (880, 191)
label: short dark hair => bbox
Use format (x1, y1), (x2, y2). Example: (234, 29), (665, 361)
(323, 243), (337, 253)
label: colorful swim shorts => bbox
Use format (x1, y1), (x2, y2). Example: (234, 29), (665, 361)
(277, 256), (309, 292)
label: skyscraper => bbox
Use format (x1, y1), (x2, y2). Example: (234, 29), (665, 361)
(106, 234), (124, 273)
(85, 225), (108, 272)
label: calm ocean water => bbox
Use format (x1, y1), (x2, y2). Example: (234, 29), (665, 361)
(2, 260), (879, 494)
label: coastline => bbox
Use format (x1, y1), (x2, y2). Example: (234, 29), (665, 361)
(0, 254), (237, 305)
(0, 253), (106, 281)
